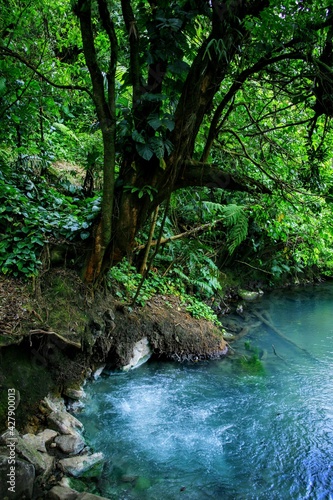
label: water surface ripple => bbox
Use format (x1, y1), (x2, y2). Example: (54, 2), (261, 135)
(79, 285), (333, 499)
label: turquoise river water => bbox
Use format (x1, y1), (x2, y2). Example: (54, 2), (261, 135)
(78, 284), (333, 500)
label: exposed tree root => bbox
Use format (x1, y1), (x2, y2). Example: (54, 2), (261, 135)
(233, 321), (262, 341)
(29, 329), (81, 348)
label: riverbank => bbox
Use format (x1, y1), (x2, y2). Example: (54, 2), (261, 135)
(0, 267), (326, 498)
(0, 268), (230, 428)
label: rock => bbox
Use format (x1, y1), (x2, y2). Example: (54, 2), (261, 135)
(222, 331), (235, 340)
(59, 452), (104, 478)
(47, 485), (79, 499)
(44, 394), (67, 413)
(48, 411), (84, 435)
(63, 386), (86, 401)
(92, 364), (106, 380)
(0, 428), (19, 444)
(0, 454), (35, 500)
(1, 428), (54, 477)
(103, 308), (115, 330)
(17, 439), (54, 476)
(22, 429), (58, 453)
(238, 289), (261, 301)
(236, 304), (244, 315)
(55, 431), (86, 455)
(122, 337), (152, 371)
(66, 400), (86, 413)
(58, 476), (73, 488)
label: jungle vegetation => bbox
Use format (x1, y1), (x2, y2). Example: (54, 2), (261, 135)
(1, 0), (333, 309)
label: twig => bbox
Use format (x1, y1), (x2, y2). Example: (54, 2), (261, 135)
(139, 206), (159, 275)
(272, 343), (287, 362)
(253, 310), (315, 360)
(31, 310), (43, 322)
(235, 260), (273, 275)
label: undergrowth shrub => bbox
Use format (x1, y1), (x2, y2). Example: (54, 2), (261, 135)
(108, 260), (222, 325)
(0, 165), (100, 277)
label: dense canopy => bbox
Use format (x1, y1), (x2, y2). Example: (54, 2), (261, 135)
(1, 0), (333, 297)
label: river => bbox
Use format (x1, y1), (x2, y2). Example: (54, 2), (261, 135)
(78, 284), (333, 499)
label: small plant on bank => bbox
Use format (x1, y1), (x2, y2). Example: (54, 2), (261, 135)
(108, 260), (222, 325)
(181, 294), (222, 326)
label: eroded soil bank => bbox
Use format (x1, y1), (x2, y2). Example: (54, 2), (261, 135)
(0, 269), (227, 432)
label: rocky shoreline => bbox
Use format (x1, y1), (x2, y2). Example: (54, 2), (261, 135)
(0, 324), (227, 500)
(0, 270), (232, 499)
(0, 391), (109, 500)
(0, 322), (229, 499)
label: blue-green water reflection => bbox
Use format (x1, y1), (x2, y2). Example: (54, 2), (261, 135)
(79, 285), (333, 499)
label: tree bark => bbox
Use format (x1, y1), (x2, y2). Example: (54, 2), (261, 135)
(77, 0), (118, 283)
(106, 158), (270, 270)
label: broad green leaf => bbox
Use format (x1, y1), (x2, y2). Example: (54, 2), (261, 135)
(132, 129), (146, 143)
(136, 143), (154, 161)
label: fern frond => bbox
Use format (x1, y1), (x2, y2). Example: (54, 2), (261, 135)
(222, 204), (244, 227)
(192, 279), (218, 295)
(52, 123), (79, 142)
(202, 201), (225, 214)
(226, 210), (248, 254)
(173, 267), (190, 282)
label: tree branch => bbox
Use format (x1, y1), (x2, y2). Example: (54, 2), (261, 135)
(175, 160), (271, 194)
(244, 118), (312, 137)
(201, 51), (306, 161)
(220, 128), (284, 185)
(98, 0), (118, 112)
(120, 0), (141, 109)
(135, 218), (225, 252)
(0, 46), (92, 98)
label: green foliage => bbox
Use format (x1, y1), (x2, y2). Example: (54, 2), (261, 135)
(0, 164), (100, 277)
(133, 132), (173, 162)
(108, 260), (221, 325)
(109, 261), (169, 306)
(123, 184), (158, 202)
(222, 204), (249, 254)
(244, 195), (333, 282)
(165, 239), (223, 298)
(183, 294), (222, 325)
(2, 0), (333, 289)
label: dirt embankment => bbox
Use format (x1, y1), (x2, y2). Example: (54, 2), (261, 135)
(0, 270), (227, 431)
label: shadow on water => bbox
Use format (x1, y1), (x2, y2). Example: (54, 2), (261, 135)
(78, 284), (333, 500)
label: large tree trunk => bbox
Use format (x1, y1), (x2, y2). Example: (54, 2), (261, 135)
(101, 158), (270, 272)
(80, 0), (270, 283)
